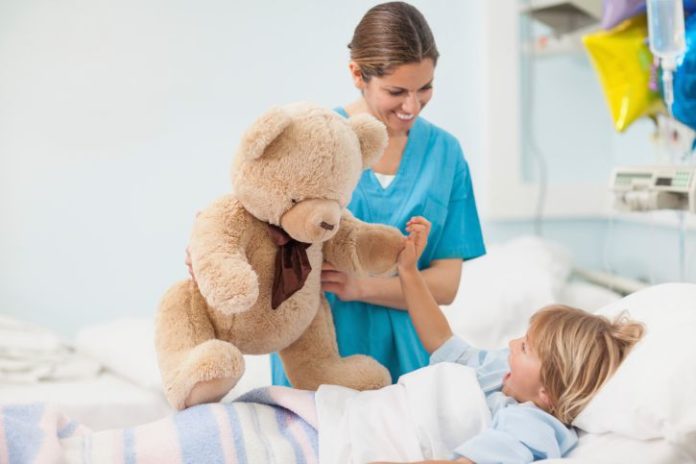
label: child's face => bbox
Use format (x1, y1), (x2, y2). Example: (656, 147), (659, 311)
(502, 333), (549, 409)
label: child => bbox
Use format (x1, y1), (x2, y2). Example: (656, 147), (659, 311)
(373, 216), (645, 464)
(13, 218), (642, 463)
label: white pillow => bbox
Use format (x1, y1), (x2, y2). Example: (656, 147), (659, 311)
(76, 318), (271, 398)
(563, 432), (690, 464)
(556, 280), (622, 313)
(574, 283), (696, 459)
(443, 236), (573, 349)
(76, 318), (162, 391)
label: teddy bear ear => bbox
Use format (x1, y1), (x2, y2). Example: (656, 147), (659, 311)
(239, 106), (293, 160)
(348, 113), (388, 168)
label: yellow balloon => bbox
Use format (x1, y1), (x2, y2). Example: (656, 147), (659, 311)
(582, 15), (663, 132)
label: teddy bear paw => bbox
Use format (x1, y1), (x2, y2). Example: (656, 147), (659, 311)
(356, 226), (404, 275)
(199, 265), (260, 315)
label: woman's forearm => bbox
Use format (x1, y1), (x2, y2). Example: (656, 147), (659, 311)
(357, 259), (462, 310)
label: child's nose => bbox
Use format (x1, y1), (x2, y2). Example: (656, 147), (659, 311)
(509, 337), (521, 351)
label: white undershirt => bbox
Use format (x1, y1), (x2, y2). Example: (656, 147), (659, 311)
(373, 172), (396, 189)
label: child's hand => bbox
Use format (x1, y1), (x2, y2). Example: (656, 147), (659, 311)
(406, 216), (430, 258)
(398, 216), (431, 272)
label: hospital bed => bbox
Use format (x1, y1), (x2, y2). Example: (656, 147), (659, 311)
(1, 236), (694, 463)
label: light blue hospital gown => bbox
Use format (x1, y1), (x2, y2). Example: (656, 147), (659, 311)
(431, 336), (578, 463)
(272, 108), (485, 385)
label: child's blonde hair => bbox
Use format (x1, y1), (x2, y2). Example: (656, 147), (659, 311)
(528, 304), (644, 424)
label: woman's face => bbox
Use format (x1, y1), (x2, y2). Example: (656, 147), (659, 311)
(351, 59), (434, 137)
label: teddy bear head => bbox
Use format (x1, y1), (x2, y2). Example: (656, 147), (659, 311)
(231, 102), (387, 243)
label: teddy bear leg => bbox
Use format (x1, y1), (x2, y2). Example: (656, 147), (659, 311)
(279, 295), (391, 391)
(155, 280), (245, 410)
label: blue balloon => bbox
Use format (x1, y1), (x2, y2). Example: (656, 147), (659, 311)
(687, 0), (696, 13)
(673, 14), (696, 130)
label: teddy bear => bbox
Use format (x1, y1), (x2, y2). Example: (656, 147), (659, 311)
(155, 102), (405, 410)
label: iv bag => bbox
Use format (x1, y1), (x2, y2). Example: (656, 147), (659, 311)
(647, 0), (686, 62)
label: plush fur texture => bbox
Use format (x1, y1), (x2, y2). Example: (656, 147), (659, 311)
(155, 103), (404, 410)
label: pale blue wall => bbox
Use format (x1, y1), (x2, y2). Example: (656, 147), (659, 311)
(1, 0), (693, 338)
(511, 15), (696, 285)
(0, 0), (484, 336)
(484, 218), (696, 284)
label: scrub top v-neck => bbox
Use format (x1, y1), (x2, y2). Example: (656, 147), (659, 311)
(271, 107), (485, 385)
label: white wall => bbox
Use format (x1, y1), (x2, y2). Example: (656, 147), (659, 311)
(4, 0), (692, 336)
(480, 1), (695, 285)
(0, 0), (487, 335)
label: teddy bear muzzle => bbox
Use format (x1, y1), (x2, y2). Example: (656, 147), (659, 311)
(280, 198), (342, 243)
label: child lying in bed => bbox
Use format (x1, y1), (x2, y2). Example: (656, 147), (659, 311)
(2, 219), (645, 464)
(368, 217), (645, 464)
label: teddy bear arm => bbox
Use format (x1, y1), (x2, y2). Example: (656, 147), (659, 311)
(322, 211), (365, 276)
(324, 211), (404, 276)
(190, 199), (259, 315)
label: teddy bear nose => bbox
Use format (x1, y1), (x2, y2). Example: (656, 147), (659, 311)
(320, 221), (335, 231)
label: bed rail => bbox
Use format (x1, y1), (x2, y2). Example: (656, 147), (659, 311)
(572, 267), (650, 296)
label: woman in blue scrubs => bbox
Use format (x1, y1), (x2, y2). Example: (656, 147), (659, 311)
(272, 1), (486, 385)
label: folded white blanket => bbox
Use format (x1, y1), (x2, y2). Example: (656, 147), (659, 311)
(0, 316), (101, 383)
(316, 363), (491, 464)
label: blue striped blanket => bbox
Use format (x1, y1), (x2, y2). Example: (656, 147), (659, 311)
(0, 387), (318, 464)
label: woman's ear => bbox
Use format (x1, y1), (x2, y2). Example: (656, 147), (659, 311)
(348, 61), (366, 90)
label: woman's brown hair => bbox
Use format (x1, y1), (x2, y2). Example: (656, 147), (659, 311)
(348, 2), (439, 81)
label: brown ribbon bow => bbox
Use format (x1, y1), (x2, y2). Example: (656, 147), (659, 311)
(268, 224), (312, 309)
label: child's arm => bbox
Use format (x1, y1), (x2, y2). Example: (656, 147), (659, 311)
(398, 217), (453, 354)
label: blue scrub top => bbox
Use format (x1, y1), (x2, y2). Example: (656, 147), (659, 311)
(271, 108), (485, 385)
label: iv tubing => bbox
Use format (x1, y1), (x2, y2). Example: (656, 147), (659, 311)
(678, 210), (686, 281)
(660, 54), (677, 116)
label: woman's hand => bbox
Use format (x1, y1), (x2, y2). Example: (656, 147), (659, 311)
(321, 262), (363, 301)
(185, 211), (202, 283)
(185, 246), (196, 283)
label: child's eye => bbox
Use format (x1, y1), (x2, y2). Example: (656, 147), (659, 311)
(387, 89), (404, 96)
(521, 342), (527, 353)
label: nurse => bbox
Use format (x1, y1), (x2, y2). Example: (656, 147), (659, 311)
(271, 1), (486, 385)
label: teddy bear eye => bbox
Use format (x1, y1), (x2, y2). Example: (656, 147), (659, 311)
(291, 199), (298, 204)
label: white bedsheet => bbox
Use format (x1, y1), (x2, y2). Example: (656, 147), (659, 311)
(317, 363), (490, 464)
